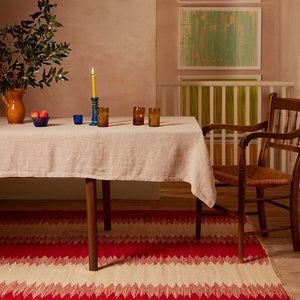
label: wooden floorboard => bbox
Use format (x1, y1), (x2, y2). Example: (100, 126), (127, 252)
(0, 182), (299, 299)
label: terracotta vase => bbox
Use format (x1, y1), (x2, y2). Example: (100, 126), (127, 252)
(2, 88), (26, 124)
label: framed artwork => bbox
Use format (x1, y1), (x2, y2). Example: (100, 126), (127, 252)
(178, 0), (261, 3)
(179, 7), (261, 69)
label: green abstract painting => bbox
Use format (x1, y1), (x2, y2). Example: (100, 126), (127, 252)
(179, 7), (261, 69)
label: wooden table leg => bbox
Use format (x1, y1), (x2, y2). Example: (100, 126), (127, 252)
(86, 178), (98, 271)
(102, 180), (111, 231)
(195, 198), (202, 239)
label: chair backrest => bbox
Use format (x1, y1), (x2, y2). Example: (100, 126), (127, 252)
(259, 93), (300, 179)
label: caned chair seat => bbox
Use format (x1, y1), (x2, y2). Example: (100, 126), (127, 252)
(213, 165), (292, 188)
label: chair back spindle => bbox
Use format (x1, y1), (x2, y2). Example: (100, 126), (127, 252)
(259, 93), (300, 174)
(271, 95), (300, 144)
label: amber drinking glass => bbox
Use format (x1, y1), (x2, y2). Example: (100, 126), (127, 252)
(133, 106), (145, 125)
(97, 107), (109, 127)
(148, 108), (160, 127)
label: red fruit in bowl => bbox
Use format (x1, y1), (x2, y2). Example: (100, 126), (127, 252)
(31, 110), (39, 118)
(40, 110), (49, 118)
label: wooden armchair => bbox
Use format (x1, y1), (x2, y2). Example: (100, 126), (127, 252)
(196, 93), (300, 263)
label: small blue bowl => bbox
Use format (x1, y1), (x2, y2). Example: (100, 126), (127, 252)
(32, 117), (49, 127)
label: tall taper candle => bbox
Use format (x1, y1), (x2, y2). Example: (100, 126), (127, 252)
(91, 67), (96, 98)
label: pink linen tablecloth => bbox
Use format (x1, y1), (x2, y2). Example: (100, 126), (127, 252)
(0, 116), (216, 207)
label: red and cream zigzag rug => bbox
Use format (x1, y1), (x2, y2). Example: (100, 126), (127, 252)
(0, 210), (290, 299)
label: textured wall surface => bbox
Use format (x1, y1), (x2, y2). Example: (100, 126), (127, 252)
(280, 0), (300, 97)
(0, 0), (156, 117)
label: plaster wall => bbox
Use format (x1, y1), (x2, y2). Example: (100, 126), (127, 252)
(279, 0), (300, 173)
(0, 0), (156, 117)
(280, 0), (300, 96)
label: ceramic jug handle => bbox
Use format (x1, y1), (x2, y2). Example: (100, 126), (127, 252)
(1, 94), (9, 107)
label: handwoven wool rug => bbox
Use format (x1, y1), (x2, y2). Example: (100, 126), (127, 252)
(0, 210), (290, 300)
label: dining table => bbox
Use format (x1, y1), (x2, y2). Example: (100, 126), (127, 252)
(0, 116), (217, 271)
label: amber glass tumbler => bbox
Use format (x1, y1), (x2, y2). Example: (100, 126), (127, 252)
(148, 108), (160, 127)
(97, 107), (109, 127)
(133, 106), (145, 125)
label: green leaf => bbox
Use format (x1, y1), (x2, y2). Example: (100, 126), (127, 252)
(21, 20), (34, 28)
(51, 58), (61, 64)
(31, 12), (42, 19)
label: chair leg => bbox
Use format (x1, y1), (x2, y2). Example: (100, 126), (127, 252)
(238, 164), (246, 263)
(195, 198), (202, 240)
(256, 188), (268, 237)
(290, 187), (300, 251)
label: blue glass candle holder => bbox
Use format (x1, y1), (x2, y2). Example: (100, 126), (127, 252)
(89, 97), (99, 126)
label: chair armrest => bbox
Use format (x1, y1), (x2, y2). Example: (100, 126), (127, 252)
(202, 121), (268, 137)
(239, 128), (300, 148)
